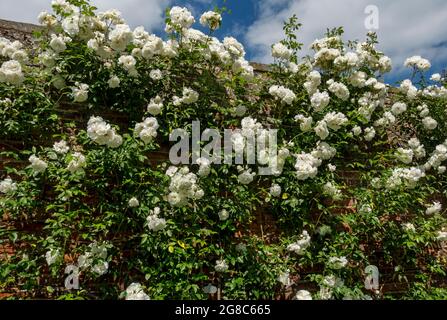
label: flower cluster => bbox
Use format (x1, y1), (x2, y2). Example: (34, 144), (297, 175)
(323, 182), (342, 200)
(199, 11), (222, 30)
(196, 157), (211, 177)
(323, 112), (348, 131)
(78, 242), (110, 276)
(0, 177), (17, 194)
(128, 197), (139, 208)
(72, 82), (89, 103)
(269, 85), (296, 105)
(327, 80), (350, 101)
(272, 42), (293, 61)
(29, 155), (48, 173)
(218, 209), (230, 221)
(295, 114), (313, 132)
(425, 202), (442, 215)
(0, 37), (28, 62)
(304, 71), (321, 95)
(294, 290), (313, 300)
(310, 91), (330, 112)
(404, 55), (431, 71)
(67, 152), (86, 174)
(147, 96), (163, 116)
(294, 153), (321, 180)
(166, 166), (204, 207)
(134, 117), (159, 144)
(124, 283), (150, 300)
(109, 24), (133, 52)
(269, 183), (282, 197)
(386, 167), (426, 190)
(167, 6), (195, 31)
(237, 167), (256, 185)
(53, 140), (70, 154)
(425, 142), (447, 171)
(215, 259), (229, 273)
(0, 60), (24, 85)
(287, 230), (311, 255)
(0, 37), (27, 85)
(45, 248), (60, 266)
(146, 207), (167, 232)
(319, 275), (345, 300)
(87, 116), (123, 148)
(173, 87), (199, 106)
(328, 256), (348, 269)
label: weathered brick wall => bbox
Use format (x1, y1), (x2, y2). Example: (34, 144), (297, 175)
(0, 19), (39, 46)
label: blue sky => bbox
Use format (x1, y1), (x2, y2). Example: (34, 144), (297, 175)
(1, 0), (446, 84)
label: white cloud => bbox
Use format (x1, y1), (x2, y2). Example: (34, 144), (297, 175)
(0, 0), (172, 32)
(245, 0), (447, 75)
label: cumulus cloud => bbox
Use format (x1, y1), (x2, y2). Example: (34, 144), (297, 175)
(245, 0), (447, 76)
(0, 0), (172, 31)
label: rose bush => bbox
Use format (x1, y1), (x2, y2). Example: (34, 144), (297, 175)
(1, 0), (447, 300)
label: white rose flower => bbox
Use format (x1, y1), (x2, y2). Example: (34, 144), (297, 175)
(404, 55), (431, 71)
(426, 201), (442, 215)
(218, 209), (230, 221)
(430, 73), (442, 82)
(29, 155), (48, 173)
(49, 34), (68, 53)
(125, 283), (150, 300)
(150, 69), (163, 80)
(108, 75), (120, 88)
(0, 60), (24, 85)
(134, 117), (159, 144)
(87, 116), (123, 148)
(403, 223), (415, 232)
(147, 207), (167, 232)
(92, 261), (109, 276)
(128, 197), (140, 208)
(277, 271), (291, 286)
(72, 82), (89, 103)
(270, 184), (282, 197)
(214, 259), (229, 273)
(364, 127), (376, 142)
(118, 55), (136, 71)
(422, 117), (438, 130)
(328, 256), (348, 269)
(0, 177), (17, 194)
(294, 290), (313, 300)
(287, 230), (311, 255)
(314, 121), (329, 140)
(168, 6), (195, 30)
(199, 11), (222, 30)
(53, 140), (69, 154)
(391, 102), (407, 116)
(67, 152), (86, 174)
(272, 42), (292, 61)
(45, 249), (60, 266)
(310, 91), (330, 112)
(147, 96), (163, 116)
